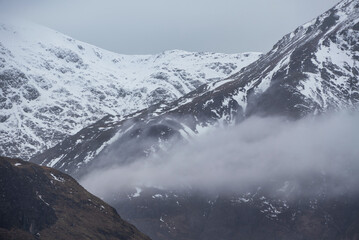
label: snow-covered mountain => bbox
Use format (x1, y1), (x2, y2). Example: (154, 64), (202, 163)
(31, 1), (359, 239)
(235, 0), (359, 118)
(32, 0), (359, 178)
(0, 21), (261, 159)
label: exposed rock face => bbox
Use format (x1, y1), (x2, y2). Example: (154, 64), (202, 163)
(0, 156), (151, 240)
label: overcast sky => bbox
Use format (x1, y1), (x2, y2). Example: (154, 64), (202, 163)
(0, 0), (340, 54)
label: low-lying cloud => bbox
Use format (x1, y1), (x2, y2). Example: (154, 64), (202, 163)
(81, 112), (359, 199)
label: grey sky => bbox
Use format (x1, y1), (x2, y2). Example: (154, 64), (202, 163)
(0, 0), (340, 54)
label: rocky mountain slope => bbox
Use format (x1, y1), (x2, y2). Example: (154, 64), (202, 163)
(233, 0), (359, 118)
(0, 156), (151, 240)
(0, 21), (261, 159)
(112, 187), (359, 240)
(32, 0), (359, 178)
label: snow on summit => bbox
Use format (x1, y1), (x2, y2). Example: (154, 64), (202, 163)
(0, 21), (262, 159)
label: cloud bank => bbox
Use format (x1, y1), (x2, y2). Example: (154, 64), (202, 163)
(81, 112), (359, 199)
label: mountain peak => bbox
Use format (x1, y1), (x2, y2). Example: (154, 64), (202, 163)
(0, 20), (261, 160)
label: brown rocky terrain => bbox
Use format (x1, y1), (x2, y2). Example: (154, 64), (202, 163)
(0, 156), (151, 240)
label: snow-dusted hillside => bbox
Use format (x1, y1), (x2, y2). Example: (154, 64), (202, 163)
(0, 21), (261, 159)
(234, 0), (359, 117)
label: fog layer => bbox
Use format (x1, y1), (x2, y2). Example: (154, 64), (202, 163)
(81, 112), (359, 198)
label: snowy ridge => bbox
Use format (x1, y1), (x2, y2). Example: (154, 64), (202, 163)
(231, 0), (359, 117)
(0, 21), (261, 159)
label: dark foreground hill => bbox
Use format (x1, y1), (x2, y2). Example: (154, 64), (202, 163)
(0, 156), (151, 240)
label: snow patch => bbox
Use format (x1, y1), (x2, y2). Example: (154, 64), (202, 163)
(50, 173), (65, 182)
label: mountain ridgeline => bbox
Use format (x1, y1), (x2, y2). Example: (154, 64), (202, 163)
(0, 21), (261, 160)
(32, 0), (359, 178)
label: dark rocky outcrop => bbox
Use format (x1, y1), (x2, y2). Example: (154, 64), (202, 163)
(0, 156), (151, 240)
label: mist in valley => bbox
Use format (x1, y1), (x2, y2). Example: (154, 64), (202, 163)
(80, 111), (359, 200)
